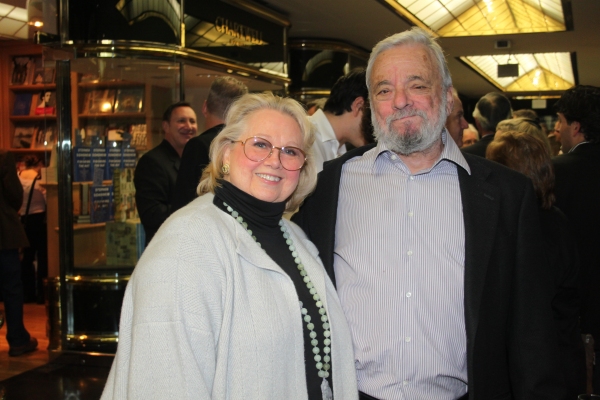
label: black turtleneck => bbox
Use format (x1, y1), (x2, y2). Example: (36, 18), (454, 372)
(214, 180), (331, 399)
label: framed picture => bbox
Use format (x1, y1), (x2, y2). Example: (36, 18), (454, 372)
(114, 87), (144, 113)
(12, 125), (36, 148)
(33, 90), (56, 115)
(84, 89), (116, 114)
(10, 56), (34, 85)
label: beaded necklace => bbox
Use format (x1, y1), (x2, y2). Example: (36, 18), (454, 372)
(223, 202), (333, 400)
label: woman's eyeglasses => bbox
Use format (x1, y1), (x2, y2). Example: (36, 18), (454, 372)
(232, 136), (306, 171)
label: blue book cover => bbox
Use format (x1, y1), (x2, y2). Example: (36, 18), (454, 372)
(122, 147), (137, 168)
(13, 93), (33, 115)
(106, 147), (123, 180)
(73, 147), (92, 182)
(90, 186), (114, 223)
(90, 147), (108, 180)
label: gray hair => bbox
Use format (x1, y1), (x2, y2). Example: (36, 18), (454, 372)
(472, 92), (513, 133)
(206, 76), (249, 120)
(366, 27), (452, 96)
(197, 92), (317, 212)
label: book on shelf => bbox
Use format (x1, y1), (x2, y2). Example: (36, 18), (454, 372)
(90, 185), (114, 223)
(10, 56), (34, 85)
(130, 124), (147, 149)
(113, 168), (137, 221)
(83, 89), (116, 114)
(114, 87), (144, 113)
(76, 182), (91, 223)
(106, 220), (145, 266)
(13, 93), (33, 115)
(82, 124), (106, 147)
(12, 125), (36, 148)
(33, 90), (56, 115)
(73, 147), (92, 181)
(31, 125), (56, 149)
(29, 57), (55, 85)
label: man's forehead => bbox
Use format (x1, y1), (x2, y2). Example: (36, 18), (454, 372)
(371, 45), (437, 80)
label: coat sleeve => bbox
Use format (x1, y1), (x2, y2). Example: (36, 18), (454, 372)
(508, 182), (568, 400)
(134, 154), (172, 241)
(172, 138), (210, 212)
(1, 152), (24, 211)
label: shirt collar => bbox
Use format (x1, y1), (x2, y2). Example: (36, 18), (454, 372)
(367, 129), (471, 175)
(309, 109), (338, 144)
(568, 141), (589, 153)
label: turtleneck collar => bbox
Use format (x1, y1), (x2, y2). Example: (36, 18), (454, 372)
(213, 180), (286, 231)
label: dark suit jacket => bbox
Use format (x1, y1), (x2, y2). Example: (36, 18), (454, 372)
(461, 134), (494, 158)
(552, 142), (600, 345)
(172, 124), (224, 211)
(293, 144), (565, 400)
(134, 139), (180, 245)
(0, 151), (29, 250)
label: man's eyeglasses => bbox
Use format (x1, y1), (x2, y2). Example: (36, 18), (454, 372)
(232, 136), (306, 171)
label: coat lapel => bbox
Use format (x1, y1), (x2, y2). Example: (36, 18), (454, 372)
(458, 155), (501, 349)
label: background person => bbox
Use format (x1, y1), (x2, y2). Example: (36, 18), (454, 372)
(445, 88), (469, 147)
(496, 117), (552, 155)
(134, 101), (197, 245)
(101, 93), (358, 399)
(461, 123), (479, 147)
(0, 150), (38, 357)
(487, 130), (586, 398)
(18, 155), (47, 304)
(462, 91), (512, 157)
(173, 76), (248, 211)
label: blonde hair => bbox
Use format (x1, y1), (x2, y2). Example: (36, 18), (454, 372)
(197, 92), (317, 212)
(496, 117), (551, 155)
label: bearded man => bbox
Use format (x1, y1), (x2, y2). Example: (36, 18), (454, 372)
(293, 27), (566, 400)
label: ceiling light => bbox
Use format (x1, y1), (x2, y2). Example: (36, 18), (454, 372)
(460, 52), (574, 92)
(381, 0), (567, 37)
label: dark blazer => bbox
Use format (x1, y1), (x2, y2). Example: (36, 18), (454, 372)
(552, 142), (600, 346)
(539, 206), (586, 397)
(293, 144), (565, 400)
(461, 134), (494, 158)
(0, 151), (29, 250)
(172, 124), (224, 211)
(134, 139), (180, 245)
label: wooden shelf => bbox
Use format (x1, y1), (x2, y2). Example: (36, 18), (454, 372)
(9, 148), (51, 153)
(9, 84), (57, 91)
(79, 81), (143, 89)
(79, 112), (145, 119)
(10, 115), (57, 121)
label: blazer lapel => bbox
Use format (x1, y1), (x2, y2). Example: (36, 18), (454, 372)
(458, 156), (501, 349)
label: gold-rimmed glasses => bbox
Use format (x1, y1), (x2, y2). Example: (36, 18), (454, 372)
(232, 136), (306, 171)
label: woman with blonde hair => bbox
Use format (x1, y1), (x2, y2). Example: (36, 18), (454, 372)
(102, 93), (358, 400)
(495, 117), (552, 155)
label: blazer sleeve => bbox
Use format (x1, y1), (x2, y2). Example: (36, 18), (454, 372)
(1, 151), (24, 211)
(172, 138), (210, 212)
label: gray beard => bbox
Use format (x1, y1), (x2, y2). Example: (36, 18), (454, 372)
(373, 100), (447, 156)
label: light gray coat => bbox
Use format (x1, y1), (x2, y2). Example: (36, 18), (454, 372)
(101, 193), (358, 399)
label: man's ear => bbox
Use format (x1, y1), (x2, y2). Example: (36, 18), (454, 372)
(445, 87), (454, 116)
(351, 97), (365, 117)
(162, 120), (169, 135)
(202, 100), (209, 118)
(570, 120), (582, 137)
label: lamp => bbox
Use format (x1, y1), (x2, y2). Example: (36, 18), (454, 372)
(27, 0), (43, 27)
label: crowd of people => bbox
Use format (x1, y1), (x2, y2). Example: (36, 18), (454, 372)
(0, 23), (592, 400)
(98, 25), (600, 400)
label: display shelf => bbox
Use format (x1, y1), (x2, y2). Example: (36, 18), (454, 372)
(78, 81), (144, 89)
(9, 84), (56, 91)
(79, 113), (145, 119)
(10, 115), (57, 122)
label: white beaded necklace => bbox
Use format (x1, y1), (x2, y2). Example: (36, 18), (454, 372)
(223, 202), (333, 400)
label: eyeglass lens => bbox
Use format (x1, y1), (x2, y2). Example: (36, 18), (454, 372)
(243, 137), (305, 171)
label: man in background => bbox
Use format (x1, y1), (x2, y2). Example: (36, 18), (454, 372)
(445, 89), (469, 147)
(310, 69), (369, 172)
(135, 101), (197, 245)
(461, 124), (479, 147)
(462, 91), (512, 157)
(172, 76), (248, 210)
(552, 85), (600, 392)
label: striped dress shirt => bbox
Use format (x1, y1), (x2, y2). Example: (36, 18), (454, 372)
(334, 131), (471, 400)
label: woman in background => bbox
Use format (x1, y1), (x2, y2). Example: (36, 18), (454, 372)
(495, 117), (552, 155)
(18, 155), (47, 304)
(101, 93), (357, 400)
(486, 130), (585, 397)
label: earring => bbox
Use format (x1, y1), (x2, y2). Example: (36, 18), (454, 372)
(221, 164), (230, 175)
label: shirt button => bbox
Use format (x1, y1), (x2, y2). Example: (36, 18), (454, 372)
(406, 292), (412, 298)
(407, 250), (413, 256)
(408, 212), (414, 217)
(390, 154), (397, 160)
(403, 380), (409, 386)
(409, 176), (415, 180)
(405, 337), (411, 342)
